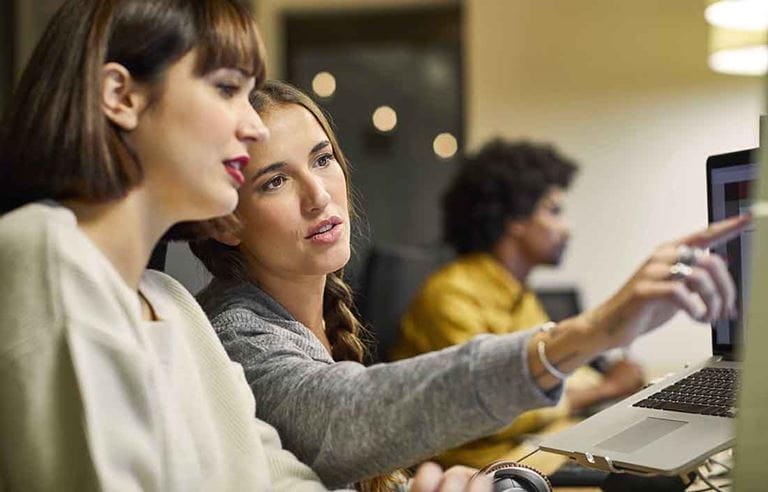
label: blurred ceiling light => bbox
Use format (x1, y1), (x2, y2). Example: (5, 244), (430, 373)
(705, 0), (768, 30)
(709, 32), (768, 75)
(312, 71), (336, 98)
(706, 0), (768, 76)
(372, 106), (397, 132)
(433, 132), (458, 159)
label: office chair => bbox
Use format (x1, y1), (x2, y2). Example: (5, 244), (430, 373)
(148, 242), (168, 271)
(357, 243), (452, 363)
(533, 287), (582, 323)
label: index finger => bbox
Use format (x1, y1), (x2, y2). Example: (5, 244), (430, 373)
(412, 462), (443, 492)
(674, 214), (751, 249)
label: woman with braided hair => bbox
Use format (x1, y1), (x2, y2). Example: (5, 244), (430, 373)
(190, 81), (399, 492)
(190, 80), (748, 491)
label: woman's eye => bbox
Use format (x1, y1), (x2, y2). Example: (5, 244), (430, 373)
(217, 83), (241, 98)
(315, 153), (335, 168)
(262, 175), (286, 191)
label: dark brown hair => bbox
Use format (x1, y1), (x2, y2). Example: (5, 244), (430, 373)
(443, 138), (578, 254)
(191, 81), (403, 492)
(0, 0), (264, 214)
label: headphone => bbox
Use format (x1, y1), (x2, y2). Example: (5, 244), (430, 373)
(474, 461), (552, 492)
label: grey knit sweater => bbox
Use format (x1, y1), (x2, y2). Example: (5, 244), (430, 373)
(199, 279), (562, 488)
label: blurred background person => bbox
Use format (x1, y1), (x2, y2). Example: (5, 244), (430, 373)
(391, 138), (646, 469)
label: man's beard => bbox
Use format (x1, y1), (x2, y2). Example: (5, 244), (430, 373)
(539, 242), (568, 267)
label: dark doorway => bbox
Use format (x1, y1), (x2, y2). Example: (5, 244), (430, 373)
(284, 6), (463, 291)
(1, 0), (16, 112)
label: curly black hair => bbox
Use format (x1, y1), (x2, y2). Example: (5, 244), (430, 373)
(442, 138), (578, 255)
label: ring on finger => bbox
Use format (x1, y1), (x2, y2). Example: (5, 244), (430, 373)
(676, 245), (707, 266)
(669, 262), (694, 281)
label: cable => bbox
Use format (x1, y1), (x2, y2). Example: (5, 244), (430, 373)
(686, 447), (733, 491)
(694, 467), (730, 492)
(707, 457), (732, 473)
(515, 448), (540, 464)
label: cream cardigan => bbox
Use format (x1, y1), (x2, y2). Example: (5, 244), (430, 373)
(0, 202), (338, 491)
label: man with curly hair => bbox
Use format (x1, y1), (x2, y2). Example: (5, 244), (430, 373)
(391, 138), (645, 470)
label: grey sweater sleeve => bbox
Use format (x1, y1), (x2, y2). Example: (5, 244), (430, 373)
(212, 309), (561, 488)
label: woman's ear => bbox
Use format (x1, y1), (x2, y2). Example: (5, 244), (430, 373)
(203, 215), (243, 247)
(101, 62), (149, 131)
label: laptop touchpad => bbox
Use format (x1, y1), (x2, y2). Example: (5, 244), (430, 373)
(596, 417), (687, 453)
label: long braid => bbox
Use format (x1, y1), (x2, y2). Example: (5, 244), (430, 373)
(323, 271), (366, 362)
(322, 273), (407, 492)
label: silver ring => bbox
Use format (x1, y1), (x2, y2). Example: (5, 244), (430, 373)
(676, 245), (707, 266)
(669, 262), (694, 280)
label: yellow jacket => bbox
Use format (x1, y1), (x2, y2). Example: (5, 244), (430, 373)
(391, 253), (583, 468)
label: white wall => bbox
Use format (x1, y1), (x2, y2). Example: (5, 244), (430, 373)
(465, 0), (764, 377)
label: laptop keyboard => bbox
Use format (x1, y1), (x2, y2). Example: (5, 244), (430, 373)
(633, 367), (739, 418)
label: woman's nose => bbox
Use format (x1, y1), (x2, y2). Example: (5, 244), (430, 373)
(303, 176), (331, 213)
(238, 107), (269, 144)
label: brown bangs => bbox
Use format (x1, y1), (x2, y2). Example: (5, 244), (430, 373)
(193, 0), (266, 84)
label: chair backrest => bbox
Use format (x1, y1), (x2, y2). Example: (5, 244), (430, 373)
(148, 242), (167, 271)
(358, 244), (452, 363)
(533, 287), (582, 322)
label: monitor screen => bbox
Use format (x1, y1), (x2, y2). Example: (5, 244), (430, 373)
(707, 149), (758, 356)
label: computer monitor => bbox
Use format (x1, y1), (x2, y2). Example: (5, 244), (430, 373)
(706, 148), (758, 359)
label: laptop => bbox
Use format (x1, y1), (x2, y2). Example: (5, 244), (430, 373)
(538, 148), (758, 475)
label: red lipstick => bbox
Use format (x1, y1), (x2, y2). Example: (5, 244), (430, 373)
(223, 156), (249, 186)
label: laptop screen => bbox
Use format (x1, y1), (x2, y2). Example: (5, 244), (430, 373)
(707, 148), (758, 358)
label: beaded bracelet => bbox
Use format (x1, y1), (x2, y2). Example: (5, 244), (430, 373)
(536, 321), (571, 381)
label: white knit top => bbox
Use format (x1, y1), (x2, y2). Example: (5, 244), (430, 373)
(0, 202), (338, 492)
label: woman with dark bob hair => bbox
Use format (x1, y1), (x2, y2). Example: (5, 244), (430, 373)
(0, 2), (483, 491)
(191, 80), (748, 489)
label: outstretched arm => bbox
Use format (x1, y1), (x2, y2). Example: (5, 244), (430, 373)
(526, 215), (749, 392)
(214, 313), (558, 488)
